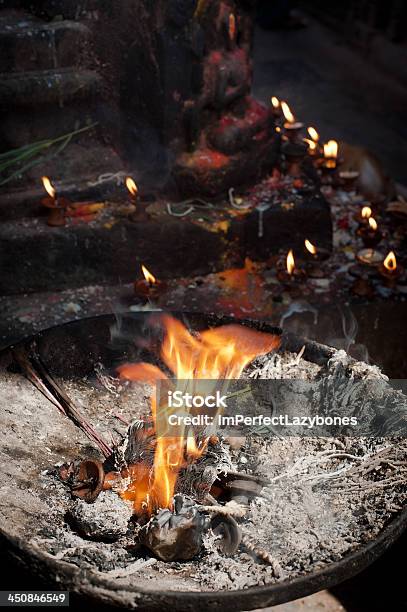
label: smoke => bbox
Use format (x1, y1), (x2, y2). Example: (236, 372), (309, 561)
(329, 305), (369, 363)
(279, 301), (370, 364)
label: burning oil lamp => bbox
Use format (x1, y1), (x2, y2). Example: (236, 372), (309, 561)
(307, 126), (319, 143)
(126, 176), (138, 203)
(134, 264), (166, 300)
(126, 176), (148, 220)
(305, 127), (320, 157)
(354, 205), (372, 225)
(304, 239), (330, 262)
(271, 96), (281, 118)
(357, 216), (382, 248)
(287, 249), (295, 276)
(277, 249), (305, 283)
(303, 138), (318, 156)
(378, 251), (403, 287)
(304, 239), (329, 278)
(281, 101), (303, 142)
(322, 140), (338, 172)
(41, 176), (69, 227)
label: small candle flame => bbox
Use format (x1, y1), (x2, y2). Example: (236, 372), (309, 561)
(42, 176), (56, 199)
(383, 251), (397, 272)
(228, 13), (236, 40)
(126, 177), (138, 197)
(271, 96), (280, 109)
(361, 206), (372, 219)
(323, 140), (338, 159)
(303, 138), (317, 151)
(305, 239), (317, 255)
(141, 264), (156, 285)
(368, 217), (378, 231)
(286, 249), (295, 275)
(281, 101), (295, 124)
(307, 126), (319, 142)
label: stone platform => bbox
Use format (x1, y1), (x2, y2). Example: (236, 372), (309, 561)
(0, 189), (332, 295)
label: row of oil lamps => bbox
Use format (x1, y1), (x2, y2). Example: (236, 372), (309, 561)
(269, 96), (403, 289)
(40, 175), (142, 226)
(134, 236), (401, 301)
(40, 95), (402, 295)
(278, 240), (400, 289)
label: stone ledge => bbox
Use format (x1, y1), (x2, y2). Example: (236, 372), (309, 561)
(0, 190), (332, 295)
(0, 68), (102, 107)
(0, 20), (91, 72)
(0, 216), (239, 295)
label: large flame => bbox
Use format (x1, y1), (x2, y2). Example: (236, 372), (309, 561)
(383, 251), (397, 272)
(281, 101), (295, 124)
(361, 206), (372, 219)
(42, 176), (56, 199)
(118, 315), (280, 514)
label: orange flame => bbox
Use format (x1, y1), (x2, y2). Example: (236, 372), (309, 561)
(141, 264), (156, 285)
(383, 251), (397, 272)
(305, 239), (317, 255)
(304, 138), (317, 151)
(361, 206), (372, 219)
(368, 217), (378, 231)
(307, 126), (319, 142)
(271, 96), (280, 109)
(41, 176), (56, 199)
(324, 140), (338, 159)
(281, 101), (295, 124)
(118, 315), (281, 514)
(287, 249), (295, 275)
(126, 176), (138, 197)
(229, 13), (236, 40)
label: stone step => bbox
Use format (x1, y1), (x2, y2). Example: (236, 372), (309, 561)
(0, 67), (102, 108)
(0, 214), (234, 295)
(29, 1), (100, 21)
(0, 140), (126, 221)
(0, 17), (91, 73)
(0, 141), (127, 222)
(0, 67), (104, 160)
(0, 193), (332, 295)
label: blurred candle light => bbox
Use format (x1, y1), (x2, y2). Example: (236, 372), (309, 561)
(307, 126), (319, 142)
(305, 239), (317, 255)
(286, 249), (295, 275)
(323, 139), (338, 169)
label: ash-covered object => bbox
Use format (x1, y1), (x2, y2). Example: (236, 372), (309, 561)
(139, 495), (209, 562)
(175, 441), (234, 501)
(68, 491), (133, 542)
